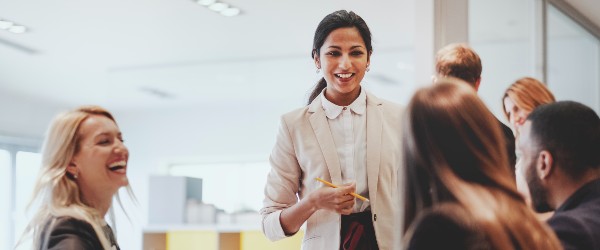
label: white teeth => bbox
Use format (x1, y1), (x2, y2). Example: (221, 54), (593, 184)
(109, 160), (127, 168)
(336, 73), (353, 79)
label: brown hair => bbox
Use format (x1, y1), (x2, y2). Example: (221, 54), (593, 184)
(502, 77), (555, 121)
(402, 78), (561, 249)
(435, 43), (482, 87)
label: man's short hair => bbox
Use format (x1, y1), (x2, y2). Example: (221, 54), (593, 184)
(435, 43), (482, 87)
(526, 101), (600, 179)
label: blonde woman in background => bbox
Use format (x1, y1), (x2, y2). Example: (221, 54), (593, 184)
(402, 79), (561, 250)
(18, 106), (132, 250)
(502, 77), (555, 135)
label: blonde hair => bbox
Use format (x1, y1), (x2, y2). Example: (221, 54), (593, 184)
(502, 77), (556, 121)
(435, 43), (482, 87)
(403, 78), (562, 249)
(18, 105), (134, 250)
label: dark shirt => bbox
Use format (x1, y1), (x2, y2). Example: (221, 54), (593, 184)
(498, 119), (517, 173)
(548, 179), (600, 250)
(41, 216), (119, 250)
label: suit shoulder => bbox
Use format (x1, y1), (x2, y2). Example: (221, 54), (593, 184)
(280, 106), (311, 125)
(378, 98), (405, 122)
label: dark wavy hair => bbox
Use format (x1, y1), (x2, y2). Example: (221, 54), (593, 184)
(307, 10), (373, 105)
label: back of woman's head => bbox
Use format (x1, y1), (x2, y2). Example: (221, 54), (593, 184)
(403, 78), (514, 220)
(402, 79), (561, 249)
(307, 10), (372, 105)
(502, 77), (555, 120)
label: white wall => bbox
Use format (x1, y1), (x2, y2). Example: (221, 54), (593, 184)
(0, 90), (68, 142)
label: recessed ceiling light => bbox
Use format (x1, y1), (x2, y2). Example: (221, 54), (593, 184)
(220, 7), (240, 17)
(192, 0), (243, 17)
(8, 25), (26, 34)
(208, 2), (228, 12)
(197, 0), (216, 6)
(0, 20), (13, 30)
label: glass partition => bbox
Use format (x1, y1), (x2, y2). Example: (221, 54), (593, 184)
(547, 5), (600, 113)
(469, 0), (536, 121)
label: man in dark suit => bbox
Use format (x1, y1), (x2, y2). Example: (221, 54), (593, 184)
(518, 101), (600, 250)
(435, 43), (516, 170)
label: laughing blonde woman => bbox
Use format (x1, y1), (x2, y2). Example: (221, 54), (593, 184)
(19, 106), (133, 250)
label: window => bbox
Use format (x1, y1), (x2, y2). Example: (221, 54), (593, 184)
(1, 145), (40, 250)
(547, 5), (600, 112)
(0, 149), (11, 250)
(14, 151), (42, 249)
(469, 0), (536, 119)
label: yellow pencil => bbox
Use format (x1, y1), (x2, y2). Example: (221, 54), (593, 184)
(315, 177), (370, 202)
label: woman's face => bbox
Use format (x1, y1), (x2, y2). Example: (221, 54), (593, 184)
(71, 114), (129, 197)
(503, 96), (530, 134)
(315, 27), (369, 106)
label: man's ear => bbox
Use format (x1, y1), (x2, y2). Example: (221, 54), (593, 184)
(537, 150), (554, 180)
(474, 77), (481, 91)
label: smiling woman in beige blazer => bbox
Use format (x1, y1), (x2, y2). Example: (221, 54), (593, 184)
(260, 10), (403, 250)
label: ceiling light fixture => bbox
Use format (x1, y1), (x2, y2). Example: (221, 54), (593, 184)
(193, 0), (242, 17)
(0, 18), (28, 34)
(220, 7), (240, 17)
(208, 2), (228, 12)
(0, 20), (13, 30)
(196, 0), (216, 6)
(8, 25), (26, 34)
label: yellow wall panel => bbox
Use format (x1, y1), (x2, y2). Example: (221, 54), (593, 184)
(240, 230), (304, 250)
(166, 231), (218, 250)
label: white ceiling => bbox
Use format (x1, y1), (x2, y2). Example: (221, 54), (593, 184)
(0, 0), (597, 111)
(0, 0), (412, 110)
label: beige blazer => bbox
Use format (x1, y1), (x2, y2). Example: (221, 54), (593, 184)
(261, 91), (404, 250)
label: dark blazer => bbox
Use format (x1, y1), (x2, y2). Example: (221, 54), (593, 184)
(498, 119), (516, 172)
(405, 204), (491, 250)
(41, 216), (119, 250)
(548, 179), (600, 250)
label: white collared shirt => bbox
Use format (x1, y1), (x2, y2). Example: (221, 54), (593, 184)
(320, 88), (369, 212)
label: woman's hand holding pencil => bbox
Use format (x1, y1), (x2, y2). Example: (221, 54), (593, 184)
(315, 177), (370, 202)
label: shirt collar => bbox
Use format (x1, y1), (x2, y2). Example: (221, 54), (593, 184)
(554, 178), (600, 212)
(320, 87), (366, 119)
